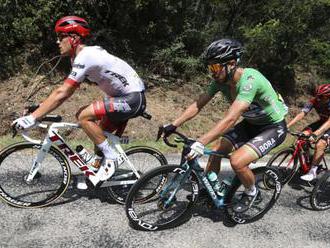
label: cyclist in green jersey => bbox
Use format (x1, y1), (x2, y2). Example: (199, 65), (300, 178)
(161, 39), (288, 212)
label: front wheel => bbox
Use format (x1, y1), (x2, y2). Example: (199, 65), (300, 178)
(310, 171), (330, 210)
(125, 164), (199, 231)
(225, 167), (282, 224)
(0, 142), (71, 208)
(106, 146), (168, 204)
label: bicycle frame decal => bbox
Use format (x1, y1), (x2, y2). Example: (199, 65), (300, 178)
(0, 188), (32, 207)
(265, 169), (281, 195)
(201, 176), (217, 200)
(127, 208), (158, 231)
(49, 131), (96, 177)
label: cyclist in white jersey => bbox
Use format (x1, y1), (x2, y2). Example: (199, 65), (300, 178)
(12, 16), (146, 189)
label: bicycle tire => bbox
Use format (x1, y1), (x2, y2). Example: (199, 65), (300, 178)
(125, 164), (199, 231)
(310, 170), (330, 210)
(266, 148), (299, 185)
(106, 146), (167, 204)
(0, 142), (71, 208)
(225, 166), (282, 224)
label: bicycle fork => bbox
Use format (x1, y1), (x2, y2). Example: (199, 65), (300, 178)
(113, 143), (141, 180)
(159, 166), (192, 209)
(25, 137), (52, 183)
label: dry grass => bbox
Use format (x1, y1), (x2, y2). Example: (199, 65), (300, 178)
(0, 74), (321, 154)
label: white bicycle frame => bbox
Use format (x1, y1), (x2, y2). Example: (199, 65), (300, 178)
(22, 121), (141, 186)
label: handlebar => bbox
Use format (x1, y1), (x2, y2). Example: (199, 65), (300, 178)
(157, 126), (195, 148)
(288, 130), (311, 140)
(11, 114), (62, 139)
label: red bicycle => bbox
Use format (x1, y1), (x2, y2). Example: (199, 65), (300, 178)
(266, 130), (329, 185)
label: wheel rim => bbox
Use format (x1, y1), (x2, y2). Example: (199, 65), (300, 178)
(0, 143), (70, 207)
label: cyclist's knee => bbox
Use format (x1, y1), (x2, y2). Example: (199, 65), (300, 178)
(230, 154), (247, 172)
(231, 162), (248, 174)
(75, 105), (89, 120)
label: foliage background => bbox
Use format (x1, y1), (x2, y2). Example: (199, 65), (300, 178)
(1, 0), (330, 99)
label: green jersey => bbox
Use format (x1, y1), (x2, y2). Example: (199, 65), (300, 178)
(207, 68), (288, 125)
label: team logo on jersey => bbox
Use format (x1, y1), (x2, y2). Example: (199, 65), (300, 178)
(105, 70), (129, 87)
(113, 101), (132, 112)
(243, 77), (254, 92)
(252, 136), (263, 143)
(277, 128), (285, 138)
(72, 63), (85, 69)
(259, 138), (276, 153)
(243, 83), (253, 92)
(70, 71), (77, 77)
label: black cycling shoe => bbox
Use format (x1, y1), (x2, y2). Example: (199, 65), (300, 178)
(233, 189), (262, 213)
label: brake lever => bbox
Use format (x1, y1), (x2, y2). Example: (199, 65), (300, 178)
(156, 126), (163, 141)
(11, 126), (17, 138)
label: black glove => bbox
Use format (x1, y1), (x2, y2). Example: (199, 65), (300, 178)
(23, 103), (40, 116)
(163, 124), (177, 137)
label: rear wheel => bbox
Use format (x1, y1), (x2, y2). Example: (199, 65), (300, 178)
(310, 171), (330, 210)
(0, 142), (71, 208)
(225, 167), (282, 224)
(266, 148), (299, 185)
(106, 146), (167, 204)
(125, 164), (199, 231)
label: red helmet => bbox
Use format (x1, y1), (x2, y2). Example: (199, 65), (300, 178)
(55, 16), (90, 38)
(315, 84), (330, 97)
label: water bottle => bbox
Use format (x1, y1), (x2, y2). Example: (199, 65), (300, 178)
(207, 171), (222, 196)
(218, 179), (232, 197)
(75, 145), (94, 164)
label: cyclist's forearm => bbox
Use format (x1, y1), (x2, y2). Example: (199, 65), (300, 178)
(32, 88), (73, 119)
(173, 93), (211, 127)
(198, 115), (236, 145)
(197, 99), (246, 145)
(314, 118), (330, 136)
(287, 112), (305, 128)
(173, 102), (200, 127)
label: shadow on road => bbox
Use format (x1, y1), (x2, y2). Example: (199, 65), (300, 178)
(296, 195), (314, 210)
(191, 204), (237, 227)
(47, 175), (120, 208)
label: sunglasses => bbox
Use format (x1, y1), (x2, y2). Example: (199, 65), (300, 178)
(207, 63), (225, 73)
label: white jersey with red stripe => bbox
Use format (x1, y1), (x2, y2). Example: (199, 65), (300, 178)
(66, 46), (145, 96)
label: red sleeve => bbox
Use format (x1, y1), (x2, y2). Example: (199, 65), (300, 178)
(64, 78), (80, 88)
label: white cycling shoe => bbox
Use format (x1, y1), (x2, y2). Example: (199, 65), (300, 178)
(77, 159), (117, 190)
(300, 172), (317, 181)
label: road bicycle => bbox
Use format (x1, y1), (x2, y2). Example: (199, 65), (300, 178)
(0, 112), (167, 208)
(125, 129), (282, 231)
(266, 130), (329, 185)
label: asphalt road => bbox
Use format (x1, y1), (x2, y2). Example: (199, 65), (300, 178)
(0, 155), (330, 248)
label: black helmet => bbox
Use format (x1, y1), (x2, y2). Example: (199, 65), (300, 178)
(204, 39), (242, 64)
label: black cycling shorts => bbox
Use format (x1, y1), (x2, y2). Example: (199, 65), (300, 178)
(223, 119), (287, 158)
(93, 91), (146, 122)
